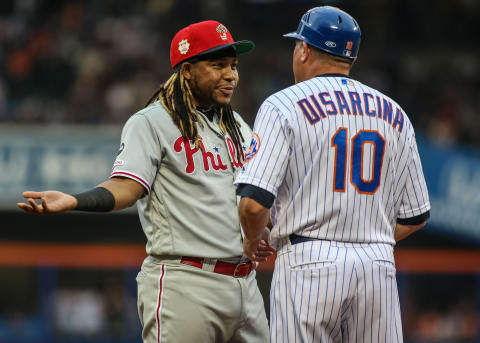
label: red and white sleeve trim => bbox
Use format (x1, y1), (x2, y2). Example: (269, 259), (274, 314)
(110, 170), (151, 193)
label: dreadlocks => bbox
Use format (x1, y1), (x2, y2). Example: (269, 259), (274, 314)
(145, 70), (245, 161)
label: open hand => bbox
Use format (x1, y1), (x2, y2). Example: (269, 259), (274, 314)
(17, 191), (77, 214)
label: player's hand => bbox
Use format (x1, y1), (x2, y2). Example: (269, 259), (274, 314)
(17, 191), (78, 214)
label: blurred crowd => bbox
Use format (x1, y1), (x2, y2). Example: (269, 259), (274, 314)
(402, 274), (479, 343)
(52, 284), (139, 337)
(0, 0), (171, 124)
(0, 267), (478, 342)
(0, 0), (479, 147)
(405, 297), (478, 343)
(0, 269), (140, 341)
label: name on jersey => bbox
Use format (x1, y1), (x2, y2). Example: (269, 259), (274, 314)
(296, 90), (404, 133)
(173, 136), (244, 174)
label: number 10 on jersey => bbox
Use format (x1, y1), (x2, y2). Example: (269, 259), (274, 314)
(331, 128), (385, 195)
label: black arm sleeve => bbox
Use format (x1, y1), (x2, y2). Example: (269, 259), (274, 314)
(397, 211), (430, 225)
(236, 184), (275, 209)
(73, 187), (116, 212)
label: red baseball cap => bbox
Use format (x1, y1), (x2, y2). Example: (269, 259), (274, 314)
(170, 20), (254, 69)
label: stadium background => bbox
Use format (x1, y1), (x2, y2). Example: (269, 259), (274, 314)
(0, 0), (479, 342)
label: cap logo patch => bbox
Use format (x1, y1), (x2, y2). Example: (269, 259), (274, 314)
(178, 39), (190, 55)
(216, 24), (228, 41)
(325, 41), (336, 48)
(346, 41), (353, 50)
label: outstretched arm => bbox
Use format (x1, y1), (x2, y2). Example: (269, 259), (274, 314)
(17, 177), (145, 214)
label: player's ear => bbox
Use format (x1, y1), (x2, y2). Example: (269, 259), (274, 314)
(301, 42), (310, 64)
(181, 62), (193, 80)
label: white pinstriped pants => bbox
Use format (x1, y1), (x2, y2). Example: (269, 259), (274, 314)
(270, 239), (403, 343)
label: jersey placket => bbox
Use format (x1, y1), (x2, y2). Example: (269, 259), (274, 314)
(197, 111), (239, 175)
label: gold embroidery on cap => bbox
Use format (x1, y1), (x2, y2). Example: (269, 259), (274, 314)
(178, 39), (190, 54)
(216, 24), (228, 41)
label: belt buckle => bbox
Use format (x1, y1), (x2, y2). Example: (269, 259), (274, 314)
(234, 263), (248, 278)
(233, 262), (251, 278)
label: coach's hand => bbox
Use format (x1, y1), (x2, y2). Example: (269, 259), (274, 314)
(17, 191), (77, 214)
(243, 237), (261, 261)
(244, 228), (276, 262)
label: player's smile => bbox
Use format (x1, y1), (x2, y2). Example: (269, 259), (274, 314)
(184, 56), (239, 107)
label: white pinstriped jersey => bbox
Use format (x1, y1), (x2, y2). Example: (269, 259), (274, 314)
(235, 75), (430, 247)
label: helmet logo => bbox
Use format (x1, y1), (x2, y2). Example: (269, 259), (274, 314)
(178, 39), (190, 55)
(343, 41), (353, 57)
(216, 24), (228, 41)
(325, 41), (336, 48)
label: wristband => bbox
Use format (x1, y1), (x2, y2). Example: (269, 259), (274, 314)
(73, 187), (115, 212)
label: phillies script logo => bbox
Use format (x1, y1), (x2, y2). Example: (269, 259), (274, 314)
(174, 136), (244, 174)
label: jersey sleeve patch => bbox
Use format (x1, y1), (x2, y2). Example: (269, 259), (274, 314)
(245, 133), (261, 162)
(117, 142), (125, 156)
(113, 159), (125, 167)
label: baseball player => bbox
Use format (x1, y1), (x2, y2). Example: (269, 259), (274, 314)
(235, 7), (430, 343)
(17, 21), (271, 343)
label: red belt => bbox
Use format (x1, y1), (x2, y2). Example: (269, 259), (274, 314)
(180, 256), (254, 277)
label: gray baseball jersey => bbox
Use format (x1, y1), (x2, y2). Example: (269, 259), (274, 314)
(112, 101), (269, 342)
(235, 74), (430, 342)
(111, 101), (250, 259)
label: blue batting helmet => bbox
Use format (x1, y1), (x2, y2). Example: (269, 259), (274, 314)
(284, 6), (361, 60)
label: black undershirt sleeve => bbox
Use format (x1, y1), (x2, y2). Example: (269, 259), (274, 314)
(73, 187), (116, 212)
(236, 184), (275, 209)
(396, 211), (430, 225)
